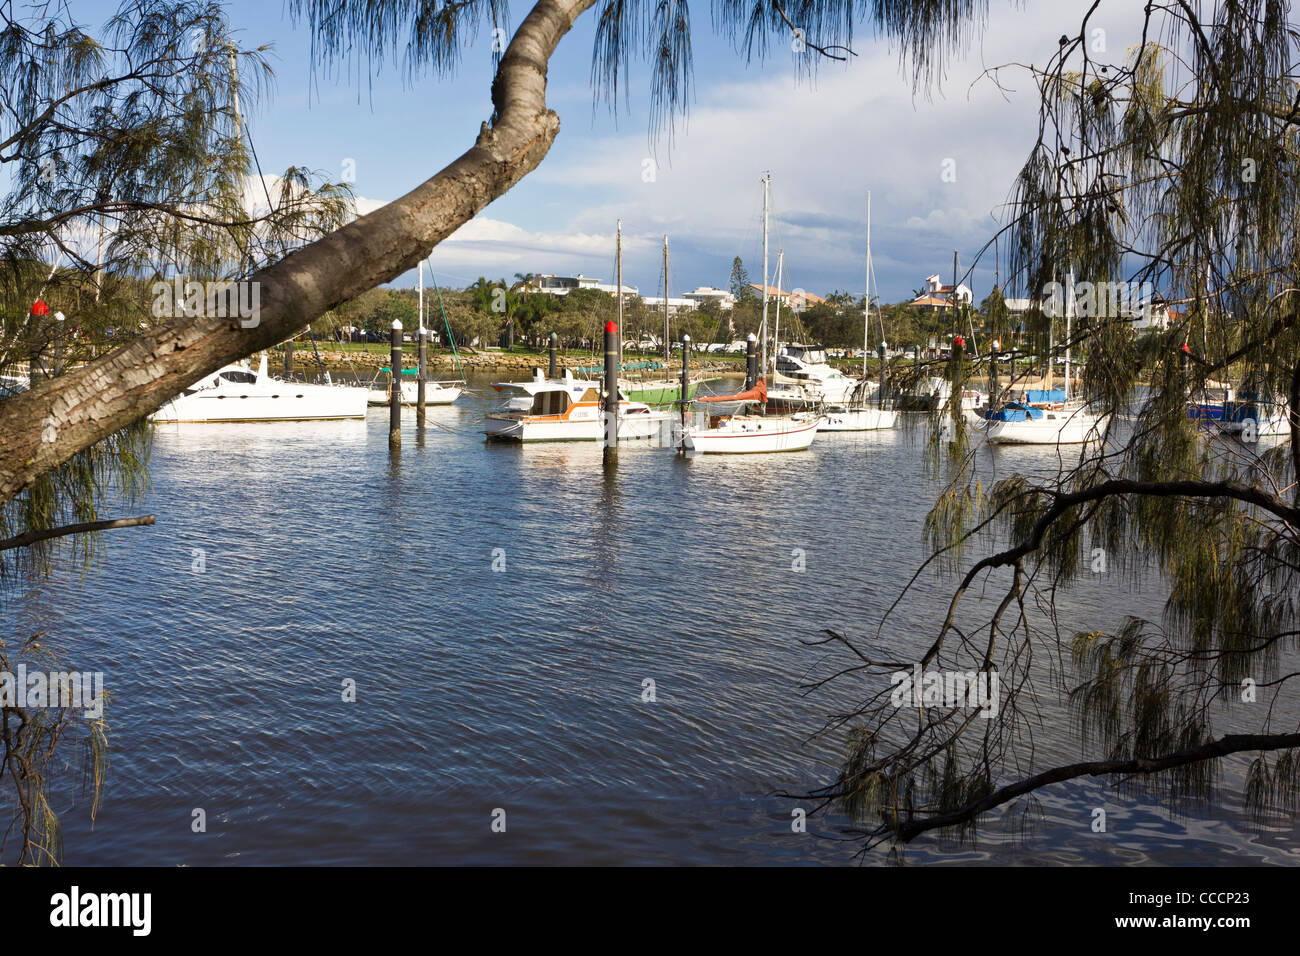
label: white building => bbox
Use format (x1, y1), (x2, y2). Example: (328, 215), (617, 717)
(749, 284), (825, 312)
(530, 274), (638, 298)
(682, 286), (735, 310)
(910, 274), (973, 311)
(641, 295), (695, 315)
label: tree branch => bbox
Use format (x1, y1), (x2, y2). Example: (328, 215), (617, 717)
(896, 732), (1300, 841)
(0, 515), (155, 553)
(0, 0), (599, 508)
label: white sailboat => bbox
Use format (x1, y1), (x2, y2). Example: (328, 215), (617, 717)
(816, 192), (897, 432)
(981, 270), (1106, 445)
(686, 380), (820, 453)
(684, 176), (819, 454)
(151, 354), (368, 422)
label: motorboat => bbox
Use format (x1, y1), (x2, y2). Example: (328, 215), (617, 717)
(150, 354), (367, 422)
(483, 368), (673, 442)
(768, 344), (858, 408)
(367, 368), (462, 406)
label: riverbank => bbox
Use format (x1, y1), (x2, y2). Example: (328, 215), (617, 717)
(272, 343), (741, 377)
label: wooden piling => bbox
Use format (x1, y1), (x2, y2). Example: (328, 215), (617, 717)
(602, 320), (619, 468)
(680, 334), (691, 429)
(389, 320), (402, 452)
(417, 328), (428, 427)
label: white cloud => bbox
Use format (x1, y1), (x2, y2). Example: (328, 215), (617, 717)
(357, 1), (1152, 300)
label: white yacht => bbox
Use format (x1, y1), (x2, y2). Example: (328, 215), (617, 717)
(769, 344), (858, 408)
(151, 354), (367, 423)
(367, 371), (462, 406)
(483, 368), (674, 442)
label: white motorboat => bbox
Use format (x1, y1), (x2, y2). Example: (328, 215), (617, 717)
(815, 405), (897, 431)
(770, 343), (859, 407)
(1221, 395), (1292, 438)
(367, 372), (462, 406)
(150, 354), (367, 423)
(483, 368), (673, 442)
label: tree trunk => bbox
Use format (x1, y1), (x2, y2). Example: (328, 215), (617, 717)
(0, 0), (596, 508)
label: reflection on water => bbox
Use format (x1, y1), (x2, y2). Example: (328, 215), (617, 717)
(12, 372), (1299, 864)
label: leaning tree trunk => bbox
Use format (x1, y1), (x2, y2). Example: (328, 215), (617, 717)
(0, 0), (597, 508)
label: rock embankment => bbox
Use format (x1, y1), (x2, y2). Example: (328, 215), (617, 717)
(274, 346), (737, 377)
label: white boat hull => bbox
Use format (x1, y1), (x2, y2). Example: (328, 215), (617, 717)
(815, 407), (897, 431)
(684, 416), (820, 453)
(368, 380), (462, 406)
(982, 411), (1106, 445)
(152, 382), (368, 422)
(483, 408), (674, 442)
(1222, 405), (1292, 438)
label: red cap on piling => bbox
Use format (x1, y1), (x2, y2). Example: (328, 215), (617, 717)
(604, 321), (618, 333)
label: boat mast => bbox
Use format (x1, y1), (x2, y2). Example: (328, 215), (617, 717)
(616, 219), (623, 369)
(774, 249), (783, 370)
(418, 260), (424, 332)
(1065, 267), (1074, 401)
(863, 191), (871, 380)
(761, 173), (770, 382)
(663, 235), (670, 361)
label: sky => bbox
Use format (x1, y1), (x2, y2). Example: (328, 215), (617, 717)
(159, 0), (1149, 303)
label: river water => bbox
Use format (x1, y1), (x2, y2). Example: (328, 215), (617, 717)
(10, 372), (1299, 864)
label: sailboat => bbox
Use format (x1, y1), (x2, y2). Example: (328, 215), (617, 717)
(977, 270), (1106, 445)
(367, 262), (463, 406)
(815, 192), (897, 431)
(685, 379), (820, 453)
(682, 175), (819, 453)
(615, 234), (704, 404)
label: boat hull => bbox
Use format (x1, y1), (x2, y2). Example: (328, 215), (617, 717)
(483, 410), (674, 442)
(367, 381), (462, 406)
(623, 380), (699, 405)
(982, 413), (1106, 445)
(815, 408), (897, 431)
(684, 416), (820, 453)
(152, 385), (368, 422)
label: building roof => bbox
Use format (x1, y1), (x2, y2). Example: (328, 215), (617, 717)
(748, 284), (826, 304)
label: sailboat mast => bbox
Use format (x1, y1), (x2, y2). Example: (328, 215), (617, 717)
(418, 260), (424, 331)
(663, 235), (670, 361)
(863, 191), (871, 380)
(616, 219), (623, 368)
(761, 174), (770, 382)
(774, 249), (783, 368)
(1065, 267), (1074, 401)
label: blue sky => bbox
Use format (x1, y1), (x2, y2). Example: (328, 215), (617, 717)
(205, 0), (1142, 302)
